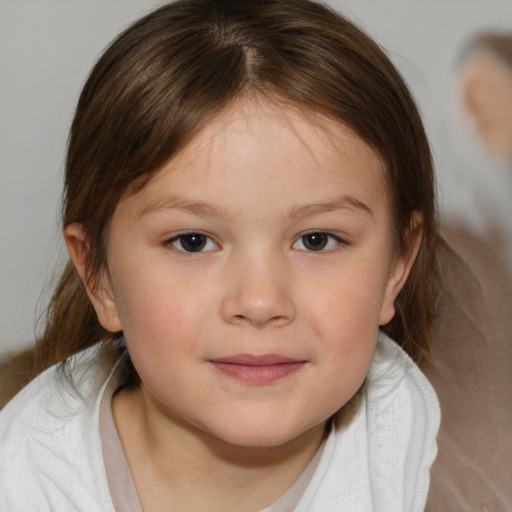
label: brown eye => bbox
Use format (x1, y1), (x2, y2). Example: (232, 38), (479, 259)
(302, 233), (328, 251)
(168, 233), (218, 253)
(179, 234), (207, 252)
(293, 232), (342, 252)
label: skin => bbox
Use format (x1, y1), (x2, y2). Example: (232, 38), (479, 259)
(65, 98), (421, 511)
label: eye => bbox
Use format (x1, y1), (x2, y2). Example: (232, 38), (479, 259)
(293, 232), (342, 252)
(166, 232), (218, 253)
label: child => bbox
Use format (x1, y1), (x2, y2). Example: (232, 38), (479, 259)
(0, 0), (440, 510)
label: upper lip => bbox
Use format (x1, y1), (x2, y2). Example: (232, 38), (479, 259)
(209, 354), (305, 366)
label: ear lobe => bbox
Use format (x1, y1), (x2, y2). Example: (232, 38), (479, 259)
(64, 223), (122, 333)
(379, 215), (424, 326)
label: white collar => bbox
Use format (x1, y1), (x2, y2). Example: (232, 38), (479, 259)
(293, 332), (440, 511)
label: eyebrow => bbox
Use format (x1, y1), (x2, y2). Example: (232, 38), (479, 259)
(288, 195), (373, 219)
(138, 194), (373, 220)
(138, 197), (230, 219)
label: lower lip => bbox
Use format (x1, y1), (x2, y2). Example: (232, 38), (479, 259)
(210, 362), (305, 384)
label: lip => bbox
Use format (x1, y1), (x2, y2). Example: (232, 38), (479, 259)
(209, 354), (306, 384)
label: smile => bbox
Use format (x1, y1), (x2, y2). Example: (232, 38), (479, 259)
(208, 354), (306, 384)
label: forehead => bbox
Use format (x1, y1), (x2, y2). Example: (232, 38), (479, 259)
(121, 98), (388, 219)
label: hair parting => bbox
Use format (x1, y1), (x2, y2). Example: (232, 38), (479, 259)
(36, 0), (439, 385)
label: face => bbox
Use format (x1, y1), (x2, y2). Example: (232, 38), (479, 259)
(71, 99), (416, 448)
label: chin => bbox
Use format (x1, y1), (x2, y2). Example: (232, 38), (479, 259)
(208, 417), (325, 450)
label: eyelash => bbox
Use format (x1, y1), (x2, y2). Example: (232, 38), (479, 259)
(292, 232), (345, 252)
(164, 232), (219, 253)
(164, 231), (345, 254)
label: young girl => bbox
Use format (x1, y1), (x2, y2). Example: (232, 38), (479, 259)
(0, 0), (440, 510)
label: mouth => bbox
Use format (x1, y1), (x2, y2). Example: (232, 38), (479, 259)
(208, 354), (306, 384)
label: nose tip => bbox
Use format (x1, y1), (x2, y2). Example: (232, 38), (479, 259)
(220, 270), (295, 328)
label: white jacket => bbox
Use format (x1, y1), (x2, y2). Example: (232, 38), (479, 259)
(0, 333), (439, 511)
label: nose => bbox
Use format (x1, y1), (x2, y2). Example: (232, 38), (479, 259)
(220, 255), (296, 328)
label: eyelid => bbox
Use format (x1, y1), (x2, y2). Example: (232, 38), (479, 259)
(292, 231), (346, 252)
(164, 231), (220, 253)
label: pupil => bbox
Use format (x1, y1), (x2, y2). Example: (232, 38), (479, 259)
(304, 233), (327, 251)
(181, 234), (206, 252)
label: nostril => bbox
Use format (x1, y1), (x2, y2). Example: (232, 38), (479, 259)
(230, 313), (290, 327)
(269, 315), (291, 327)
(220, 291), (296, 327)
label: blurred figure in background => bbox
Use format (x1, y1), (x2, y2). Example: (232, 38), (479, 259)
(425, 32), (512, 511)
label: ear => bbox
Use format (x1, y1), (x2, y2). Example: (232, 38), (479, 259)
(460, 52), (512, 162)
(379, 213), (423, 325)
(64, 223), (123, 333)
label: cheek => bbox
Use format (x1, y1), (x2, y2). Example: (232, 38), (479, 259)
(110, 261), (207, 345)
(304, 331), (376, 427)
(301, 269), (385, 383)
(114, 274), (209, 387)
(308, 268), (388, 335)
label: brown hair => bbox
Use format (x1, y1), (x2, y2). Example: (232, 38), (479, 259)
(37, 0), (438, 380)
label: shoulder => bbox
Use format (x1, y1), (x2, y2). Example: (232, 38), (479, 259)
(363, 333), (440, 510)
(367, 331), (440, 420)
(295, 332), (440, 512)
(0, 345), (116, 511)
(0, 345), (105, 442)
(361, 333), (440, 510)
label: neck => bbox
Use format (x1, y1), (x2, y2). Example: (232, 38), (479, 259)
(112, 385), (326, 512)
